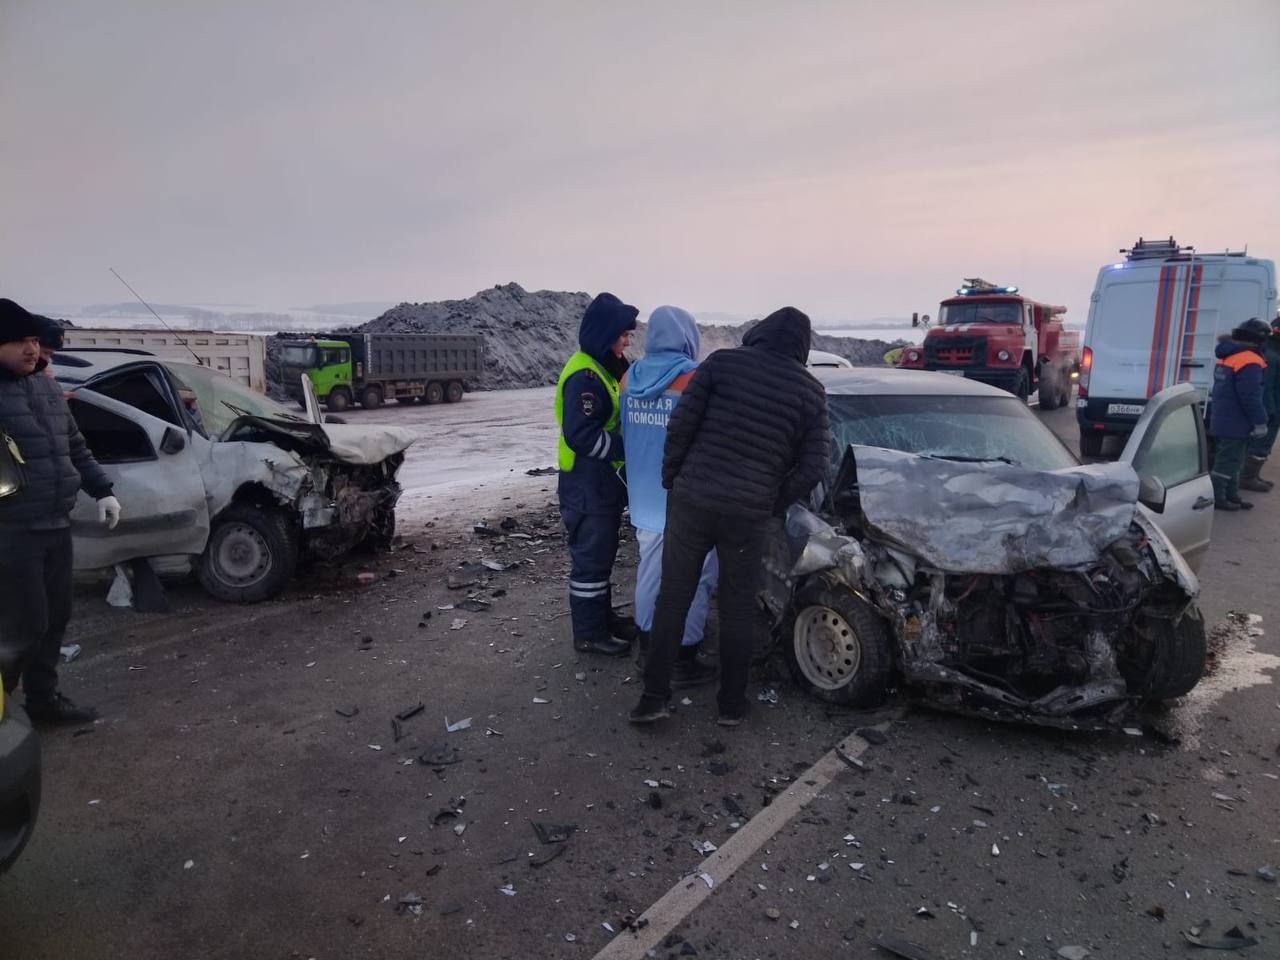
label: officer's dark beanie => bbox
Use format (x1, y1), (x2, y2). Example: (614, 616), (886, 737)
(0, 298), (45, 344)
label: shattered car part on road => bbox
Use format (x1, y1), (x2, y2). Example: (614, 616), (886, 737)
(764, 444), (1206, 728)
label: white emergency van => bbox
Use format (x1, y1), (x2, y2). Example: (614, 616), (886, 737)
(1077, 237), (1276, 457)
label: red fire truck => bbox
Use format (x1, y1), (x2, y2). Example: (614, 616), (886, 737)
(899, 279), (1080, 408)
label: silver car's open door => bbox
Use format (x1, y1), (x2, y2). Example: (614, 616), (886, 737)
(67, 389), (212, 571)
(1118, 383), (1214, 570)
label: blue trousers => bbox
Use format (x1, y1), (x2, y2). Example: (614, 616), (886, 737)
(561, 507), (622, 644)
(634, 528), (718, 646)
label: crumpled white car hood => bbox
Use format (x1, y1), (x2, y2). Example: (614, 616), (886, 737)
(319, 424), (417, 464)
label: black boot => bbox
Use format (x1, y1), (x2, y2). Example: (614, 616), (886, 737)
(628, 694), (671, 725)
(672, 643), (717, 688)
(608, 611), (639, 644)
(25, 692), (98, 726)
(1228, 497), (1255, 511)
(1241, 456), (1274, 493)
(574, 634), (632, 657)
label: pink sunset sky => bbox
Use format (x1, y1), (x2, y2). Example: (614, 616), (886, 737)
(3, 0), (1277, 323)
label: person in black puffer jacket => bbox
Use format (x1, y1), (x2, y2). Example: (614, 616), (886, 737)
(0, 299), (120, 725)
(631, 306), (830, 727)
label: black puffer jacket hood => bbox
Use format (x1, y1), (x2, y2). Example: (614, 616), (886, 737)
(579, 292), (639, 364)
(743, 307), (811, 364)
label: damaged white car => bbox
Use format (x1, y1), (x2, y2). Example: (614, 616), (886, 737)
(54, 351), (415, 603)
(763, 369), (1213, 728)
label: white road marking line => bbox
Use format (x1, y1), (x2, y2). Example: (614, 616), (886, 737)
(590, 727), (878, 960)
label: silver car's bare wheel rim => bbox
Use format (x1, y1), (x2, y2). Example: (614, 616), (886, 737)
(794, 605), (862, 691)
(212, 522), (271, 587)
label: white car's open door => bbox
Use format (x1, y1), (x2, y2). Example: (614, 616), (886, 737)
(1118, 383), (1215, 570)
(67, 389), (212, 571)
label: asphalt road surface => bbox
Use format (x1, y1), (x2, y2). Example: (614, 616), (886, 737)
(2, 393), (1277, 960)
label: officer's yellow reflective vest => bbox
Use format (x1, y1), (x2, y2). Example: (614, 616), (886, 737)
(555, 351), (623, 472)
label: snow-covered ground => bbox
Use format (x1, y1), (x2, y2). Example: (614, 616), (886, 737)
(355, 386), (561, 523)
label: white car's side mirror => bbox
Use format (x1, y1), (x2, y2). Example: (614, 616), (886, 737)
(1138, 474), (1167, 513)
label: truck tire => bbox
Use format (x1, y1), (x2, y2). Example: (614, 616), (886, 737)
(1013, 366), (1031, 402)
(425, 381), (444, 405)
(326, 388), (351, 413)
(361, 386), (383, 409)
(1121, 605), (1207, 701)
(445, 381), (464, 403)
(197, 504), (299, 603)
(783, 580), (894, 708)
(1079, 431), (1105, 458)
(1038, 367), (1061, 410)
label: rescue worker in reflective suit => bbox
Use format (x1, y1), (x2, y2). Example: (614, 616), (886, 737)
(556, 292), (640, 656)
(1209, 317), (1271, 510)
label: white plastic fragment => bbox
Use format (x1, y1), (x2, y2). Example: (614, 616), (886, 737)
(991, 843), (1000, 856)
(183, 859), (194, 870)
(60, 643), (82, 663)
(445, 716), (473, 733)
(450, 618), (467, 630)
(499, 883), (516, 896)
(533, 697), (551, 704)
(698, 872), (714, 889)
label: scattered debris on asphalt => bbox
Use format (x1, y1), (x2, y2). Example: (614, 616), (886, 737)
(1182, 923), (1260, 950)
(873, 936), (941, 960)
(1256, 864), (1276, 883)
(334, 705), (359, 718)
(59, 643), (82, 663)
(526, 467), (558, 476)
(445, 716), (472, 733)
(450, 618), (467, 630)
(756, 688), (779, 705)
(856, 727), (889, 745)
(396, 893), (425, 917)
(1057, 947), (1090, 960)
(531, 822), (577, 845)
(396, 702), (425, 722)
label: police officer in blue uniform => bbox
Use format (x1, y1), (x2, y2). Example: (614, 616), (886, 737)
(556, 292), (640, 656)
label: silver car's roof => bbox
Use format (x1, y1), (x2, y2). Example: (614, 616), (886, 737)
(52, 349), (189, 384)
(816, 366), (1014, 398)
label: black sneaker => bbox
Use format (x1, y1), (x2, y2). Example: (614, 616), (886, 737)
(628, 695), (671, 725)
(1214, 500), (1241, 512)
(25, 692), (98, 727)
(672, 657), (717, 688)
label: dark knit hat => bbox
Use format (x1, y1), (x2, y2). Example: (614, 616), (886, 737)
(0, 298), (45, 344)
(36, 315), (65, 350)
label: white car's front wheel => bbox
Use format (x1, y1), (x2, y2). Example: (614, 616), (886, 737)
(197, 504), (299, 603)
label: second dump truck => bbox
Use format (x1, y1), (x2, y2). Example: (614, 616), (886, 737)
(280, 333), (485, 411)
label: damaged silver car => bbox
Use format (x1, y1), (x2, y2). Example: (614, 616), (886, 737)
(54, 351), (415, 603)
(762, 369), (1213, 728)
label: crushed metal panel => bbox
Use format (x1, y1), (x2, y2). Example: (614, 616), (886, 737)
(198, 440), (310, 518)
(319, 424), (417, 465)
(851, 445), (1139, 574)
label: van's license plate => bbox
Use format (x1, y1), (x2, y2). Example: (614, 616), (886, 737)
(1107, 403), (1145, 416)
(938, 370), (966, 376)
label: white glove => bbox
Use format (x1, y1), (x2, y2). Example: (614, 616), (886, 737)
(97, 495), (121, 530)
(1251, 423), (1269, 439)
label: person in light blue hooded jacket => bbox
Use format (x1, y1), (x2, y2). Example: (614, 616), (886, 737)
(620, 306), (718, 687)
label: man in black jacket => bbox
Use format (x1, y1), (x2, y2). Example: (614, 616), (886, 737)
(0, 299), (120, 725)
(630, 306), (830, 726)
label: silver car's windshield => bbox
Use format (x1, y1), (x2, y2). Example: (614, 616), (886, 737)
(828, 394), (1078, 471)
(165, 362), (306, 437)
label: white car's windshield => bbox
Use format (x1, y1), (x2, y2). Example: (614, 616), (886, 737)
(165, 362), (307, 437)
(828, 394), (1079, 471)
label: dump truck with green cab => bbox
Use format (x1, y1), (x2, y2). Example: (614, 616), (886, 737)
(279, 333), (484, 411)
